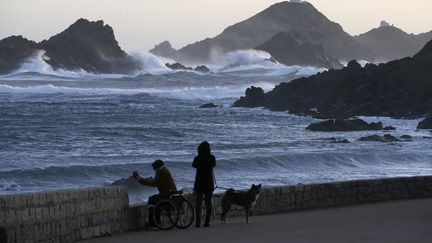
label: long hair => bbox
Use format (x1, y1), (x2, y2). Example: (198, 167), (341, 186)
(197, 141), (211, 157)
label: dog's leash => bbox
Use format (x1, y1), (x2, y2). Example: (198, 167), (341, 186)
(212, 170), (231, 190)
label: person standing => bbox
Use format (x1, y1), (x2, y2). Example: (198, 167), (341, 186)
(193, 141), (216, 227)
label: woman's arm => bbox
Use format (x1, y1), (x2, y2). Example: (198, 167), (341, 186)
(192, 157), (198, 168)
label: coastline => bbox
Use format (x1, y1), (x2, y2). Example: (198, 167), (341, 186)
(1, 175), (432, 242)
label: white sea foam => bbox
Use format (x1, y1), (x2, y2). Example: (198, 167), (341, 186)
(131, 52), (174, 75)
(0, 48), (324, 80)
(0, 81), (276, 100)
(208, 49), (325, 76)
(11, 50), (91, 77)
(0, 84), (143, 95)
(1, 50), (129, 80)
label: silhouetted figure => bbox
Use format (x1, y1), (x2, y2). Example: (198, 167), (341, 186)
(193, 141), (216, 227)
(133, 160), (177, 227)
(0, 227), (7, 243)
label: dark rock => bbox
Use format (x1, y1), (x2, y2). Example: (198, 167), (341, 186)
(359, 134), (400, 142)
(166, 62), (193, 71)
(255, 31), (343, 69)
(39, 18), (139, 74)
(417, 116), (432, 129)
(199, 103), (218, 108)
(165, 63), (212, 73)
(194, 65), (211, 73)
(400, 135), (412, 140)
(0, 36), (39, 74)
(306, 119), (383, 132)
(233, 86), (266, 108)
(0, 19), (140, 74)
(383, 134), (401, 142)
(383, 126), (396, 131)
(346, 60), (362, 70)
(324, 137), (350, 143)
(234, 39), (432, 119)
(149, 41), (178, 59)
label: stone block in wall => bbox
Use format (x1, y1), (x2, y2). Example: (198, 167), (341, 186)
(0, 186), (129, 243)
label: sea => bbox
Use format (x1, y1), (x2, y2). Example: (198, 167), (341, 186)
(1, 50), (432, 204)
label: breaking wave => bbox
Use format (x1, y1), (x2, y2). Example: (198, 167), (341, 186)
(0, 49), (325, 80)
(0, 81), (276, 100)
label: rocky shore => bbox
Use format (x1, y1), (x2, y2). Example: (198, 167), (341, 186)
(234, 39), (432, 120)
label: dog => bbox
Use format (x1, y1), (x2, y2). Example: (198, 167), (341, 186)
(220, 184), (261, 224)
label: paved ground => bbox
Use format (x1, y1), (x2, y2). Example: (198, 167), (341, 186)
(82, 198), (432, 243)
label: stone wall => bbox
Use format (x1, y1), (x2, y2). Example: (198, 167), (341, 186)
(0, 187), (128, 243)
(216, 175), (432, 218)
(128, 175), (432, 228)
(1, 176), (432, 242)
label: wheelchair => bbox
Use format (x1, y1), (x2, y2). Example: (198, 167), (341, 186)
(146, 190), (195, 230)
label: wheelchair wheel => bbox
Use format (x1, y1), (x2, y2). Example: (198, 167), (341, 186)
(175, 197), (195, 229)
(153, 200), (178, 230)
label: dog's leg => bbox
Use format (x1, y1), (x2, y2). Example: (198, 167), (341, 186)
(220, 201), (231, 224)
(245, 207), (251, 224)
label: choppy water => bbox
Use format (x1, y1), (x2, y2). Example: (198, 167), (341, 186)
(1, 52), (432, 204)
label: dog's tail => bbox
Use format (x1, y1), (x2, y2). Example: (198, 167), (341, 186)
(225, 188), (235, 194)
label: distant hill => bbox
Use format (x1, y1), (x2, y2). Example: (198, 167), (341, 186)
(149, 41), (178, 60)
(255, 31), (343, 69)
(175, 1), (370, 64)
(354, 25), (432, 61)
(0, 18), (139, 74)
(234, 39), (432, 119)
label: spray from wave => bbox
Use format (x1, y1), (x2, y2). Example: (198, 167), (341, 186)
(207, 49), (326, 76)
(131, 52), (174, 75)
(0, 48), (325, 81)
(1, 50), (131, 80)
(10, 50), (90, 77)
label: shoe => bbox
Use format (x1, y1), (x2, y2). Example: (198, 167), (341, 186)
(195, 223), (200, 228)
(203, 223), (210, 227)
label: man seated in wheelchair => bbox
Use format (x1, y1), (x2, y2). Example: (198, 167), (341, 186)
(133, 160), (177, 226)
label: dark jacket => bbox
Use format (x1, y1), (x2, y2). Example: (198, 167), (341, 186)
(193, 155), (216, 192)
(138, 166), (177, 197)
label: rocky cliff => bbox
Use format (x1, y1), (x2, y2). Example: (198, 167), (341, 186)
(234, 40), (432, 119)
(39, 18), (139, 74)
(0, 18), (139, 74)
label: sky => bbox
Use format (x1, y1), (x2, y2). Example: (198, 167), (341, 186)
(1, 0), (431, 53)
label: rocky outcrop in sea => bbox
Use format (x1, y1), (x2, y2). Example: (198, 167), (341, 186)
(0, 18), (140, 74)
(234, 39), (432, 119)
